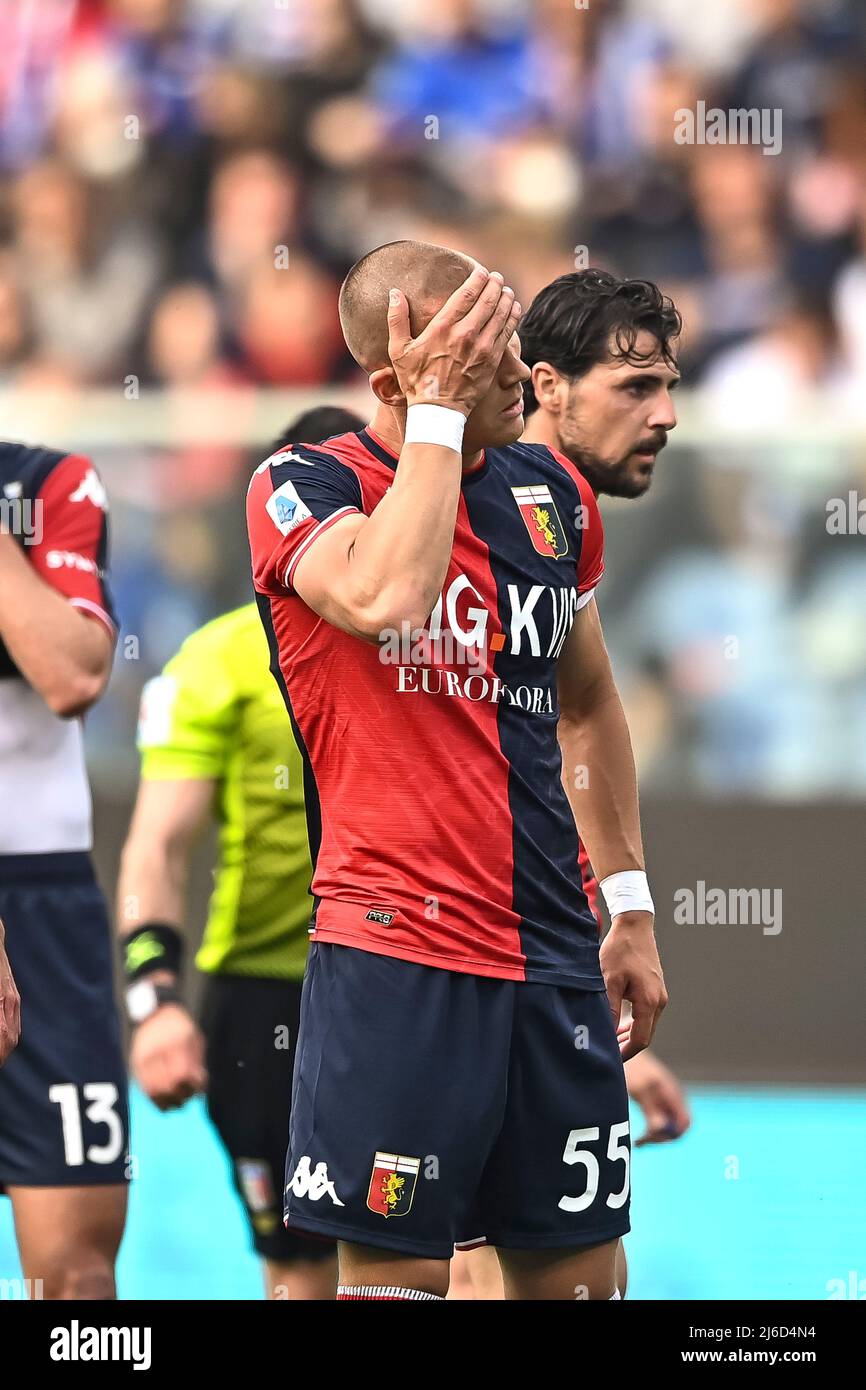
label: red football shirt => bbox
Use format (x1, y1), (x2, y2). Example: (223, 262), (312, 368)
(248, 428), (605, 987)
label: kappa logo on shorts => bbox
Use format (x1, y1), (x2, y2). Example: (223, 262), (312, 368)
(365, 907), (396, 925)
(287, 1155), (345, 1206)
(366, 1152), (420, 1219)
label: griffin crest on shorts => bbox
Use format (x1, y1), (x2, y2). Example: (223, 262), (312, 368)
(367, 1152), (421, 1218)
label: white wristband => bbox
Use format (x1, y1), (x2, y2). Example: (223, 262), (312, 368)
(599, 870), (654, 919)
(404, 403), (466, 453)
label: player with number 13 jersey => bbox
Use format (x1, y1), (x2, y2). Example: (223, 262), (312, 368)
(0, 443), (127, 1301)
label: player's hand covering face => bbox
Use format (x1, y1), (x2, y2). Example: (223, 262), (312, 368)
(386, 265), (523, 420)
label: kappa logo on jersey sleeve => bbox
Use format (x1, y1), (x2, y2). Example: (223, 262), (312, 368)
(288, 1155), (345, 1206)
(69, 468), (109, 512)
(266, 480), (313, 535)
(269, 450), (316, 467)
(251, 449), (315, 478)
(366, 1152), (420, 1218)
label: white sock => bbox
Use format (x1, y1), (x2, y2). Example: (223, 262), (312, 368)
(337, 1284), (444, 1300)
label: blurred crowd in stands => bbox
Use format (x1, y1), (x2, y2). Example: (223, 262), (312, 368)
(1, 0), (865, 793)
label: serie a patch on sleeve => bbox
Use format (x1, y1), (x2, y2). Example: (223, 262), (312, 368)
(266, 480), (313, 535)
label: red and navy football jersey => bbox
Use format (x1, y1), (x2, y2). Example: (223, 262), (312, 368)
(0, 443), (116, 854)
(247, 428), (605, 987)
(0, 444), (116, 678)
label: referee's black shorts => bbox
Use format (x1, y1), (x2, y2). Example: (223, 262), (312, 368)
(199, 973), (335, 1264)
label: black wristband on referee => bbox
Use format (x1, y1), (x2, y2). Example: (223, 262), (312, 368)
(123, 923), (184, 982)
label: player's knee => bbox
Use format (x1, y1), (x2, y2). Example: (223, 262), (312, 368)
(338, 1245), (450, 1300)
(616, 1240), (628, 1298)
(44, 1256), (116, 1301)
(267, 1255), (337, 1301)
(416, 1264), (450, 1299)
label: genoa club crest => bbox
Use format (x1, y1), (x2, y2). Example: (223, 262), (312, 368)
(511, 484), (569, 558)
(366, 1152), (420, 1219)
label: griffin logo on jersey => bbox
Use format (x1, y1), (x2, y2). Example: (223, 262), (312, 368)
(511, 484), (568, 558)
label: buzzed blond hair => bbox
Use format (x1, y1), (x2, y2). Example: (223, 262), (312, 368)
(338, 240), (476, 372)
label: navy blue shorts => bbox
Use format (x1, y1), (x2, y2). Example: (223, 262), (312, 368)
(284, 943), (630, 1259)
(0, 853), (129, 1189)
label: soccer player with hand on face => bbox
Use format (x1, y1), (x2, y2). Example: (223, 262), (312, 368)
(248, 243), (667, 1301)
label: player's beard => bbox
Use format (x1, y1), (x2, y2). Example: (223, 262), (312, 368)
(556, 440), (657, 499)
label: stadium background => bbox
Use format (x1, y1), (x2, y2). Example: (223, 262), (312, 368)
(1, 0), (864, 1298)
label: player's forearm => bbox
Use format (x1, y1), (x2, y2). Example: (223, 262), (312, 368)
(117, 832), (191, 941)
(0, 535), (110, 715)
(558, 683), (646, 884)
(344, 444), (463, 635)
